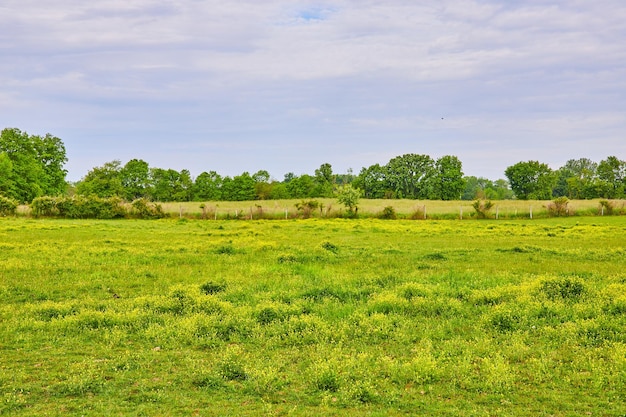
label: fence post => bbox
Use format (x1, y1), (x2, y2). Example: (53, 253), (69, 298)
(529, 206), (533, 219)
(460, 206), (463, 220)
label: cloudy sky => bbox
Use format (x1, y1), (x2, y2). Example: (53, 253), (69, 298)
(1, 1), (625, 182)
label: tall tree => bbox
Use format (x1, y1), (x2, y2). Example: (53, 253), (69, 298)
(120, 159), (150, 200)
(0, 153), (14, 197)
(431, 155), (465, 200)
(193, 171), (222, 201)
(597, 156), (626, 198)
(385, 154), (435, 199)
(286, 174), (316, 199)
(504, 161), (555, 200)
(0, 128), (67, 202)
(314, 163), (335, 197)
(554, 158), (598, 199)
(253, 170), (272, 200)
(221, 172), (256, 201)
(354, 164), (388, 199)
(76, 160), (124, 198)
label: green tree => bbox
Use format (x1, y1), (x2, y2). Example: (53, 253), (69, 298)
(554, 158), (598, 199)
(596, 156), (626, 198)
(193, 171), (222, 201)
(431, 155), (465, 200)
(120, 159), (150, 200)
(33, 133), (68, 196)
(314, 163), (335, 197)
(149, 168), (192, 202)
(286, 174), (316, 199)
(76, 160), (124, 198)
(504, 161), (555, 200)
(385, 154), (435, 199)
(0, 128), (67, 202)
(336, 184), (362, 216)
(0, 152), (14, 197)
(253, 170), (272, 200)
(354, 164), (388, 199)
(221, 172), (256, 201)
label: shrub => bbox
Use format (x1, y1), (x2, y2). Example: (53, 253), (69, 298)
(378, 206), (397, 220)
(409, 206), (426, 220)
(30, 196), (59, 217)
(0, 195), (19, 216)
(58, 195), (126, 219)
(295, 200), (320, 219)
(599, 200), (614, 215)
(546, 196), (570, 217)
(131, 198), (166, 219)
(472, 199), (494, 219)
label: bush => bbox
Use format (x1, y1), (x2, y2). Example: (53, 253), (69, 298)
(295, 200), (321, 219)
(599, 200), (614, 215)
(546, 197), (570, 217)
(472, 199), (494, 219)
(0, 195), (19, 216)
(409, 206), (426, 220)
(378, 206), (397, 220)
(130, 198), (166, 219)
(57, 195), (126, 219)
(30, 196), (59, 217)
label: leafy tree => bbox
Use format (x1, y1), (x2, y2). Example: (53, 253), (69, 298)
(491, 179), (514, 200)
(76, 160), (124, 198)
(504, 161), (555, 200)
(335, 168), (355, 186)
(253, 170), (272, 200)
(33, 133), (68, 196)
(385, 154), (435, 199)
(286, 174), (316, 199)
(314, 163), (335, 197)
(354, 164), (388, 199)
(0, 152), (14, 197)
(120, 159), (150, 200)
(431, 155), (465, 200)
(554, 158), (598, 199)
(0, 128), (67, 202)
(269, 181), (290, 199)
(221, 172), (256, 201)
(149, 168), (192, 202)
(462, 177), (513, 200)
(174, 169), (194, 201)
(193, 171), (222, 201)
(596, 156), (626, 198)
(336, 184), (362, 216)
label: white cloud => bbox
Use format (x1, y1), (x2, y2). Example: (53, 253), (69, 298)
(1, 0), (624, 181)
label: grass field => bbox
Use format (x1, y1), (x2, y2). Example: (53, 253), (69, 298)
(161, 198), (624, 219)
(1, 216), (625, 416)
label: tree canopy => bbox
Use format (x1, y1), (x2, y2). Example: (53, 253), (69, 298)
(0, 128), (68, 203)
(2, 126), (625, 203)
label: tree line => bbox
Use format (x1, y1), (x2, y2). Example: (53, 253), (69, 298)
(1, 127), (625, 204)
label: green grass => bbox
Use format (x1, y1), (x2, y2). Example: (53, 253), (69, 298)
(1, 217), (625, 416)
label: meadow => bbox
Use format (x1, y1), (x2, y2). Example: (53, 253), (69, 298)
(1, 216), (625, 416)
(161, 198), (624, 220)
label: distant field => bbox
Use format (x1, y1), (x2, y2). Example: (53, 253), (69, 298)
(161, 198), (625, 219)
(1, 217), (625, 416)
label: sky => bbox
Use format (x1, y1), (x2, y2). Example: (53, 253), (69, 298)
(1, 0), (625, 182)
